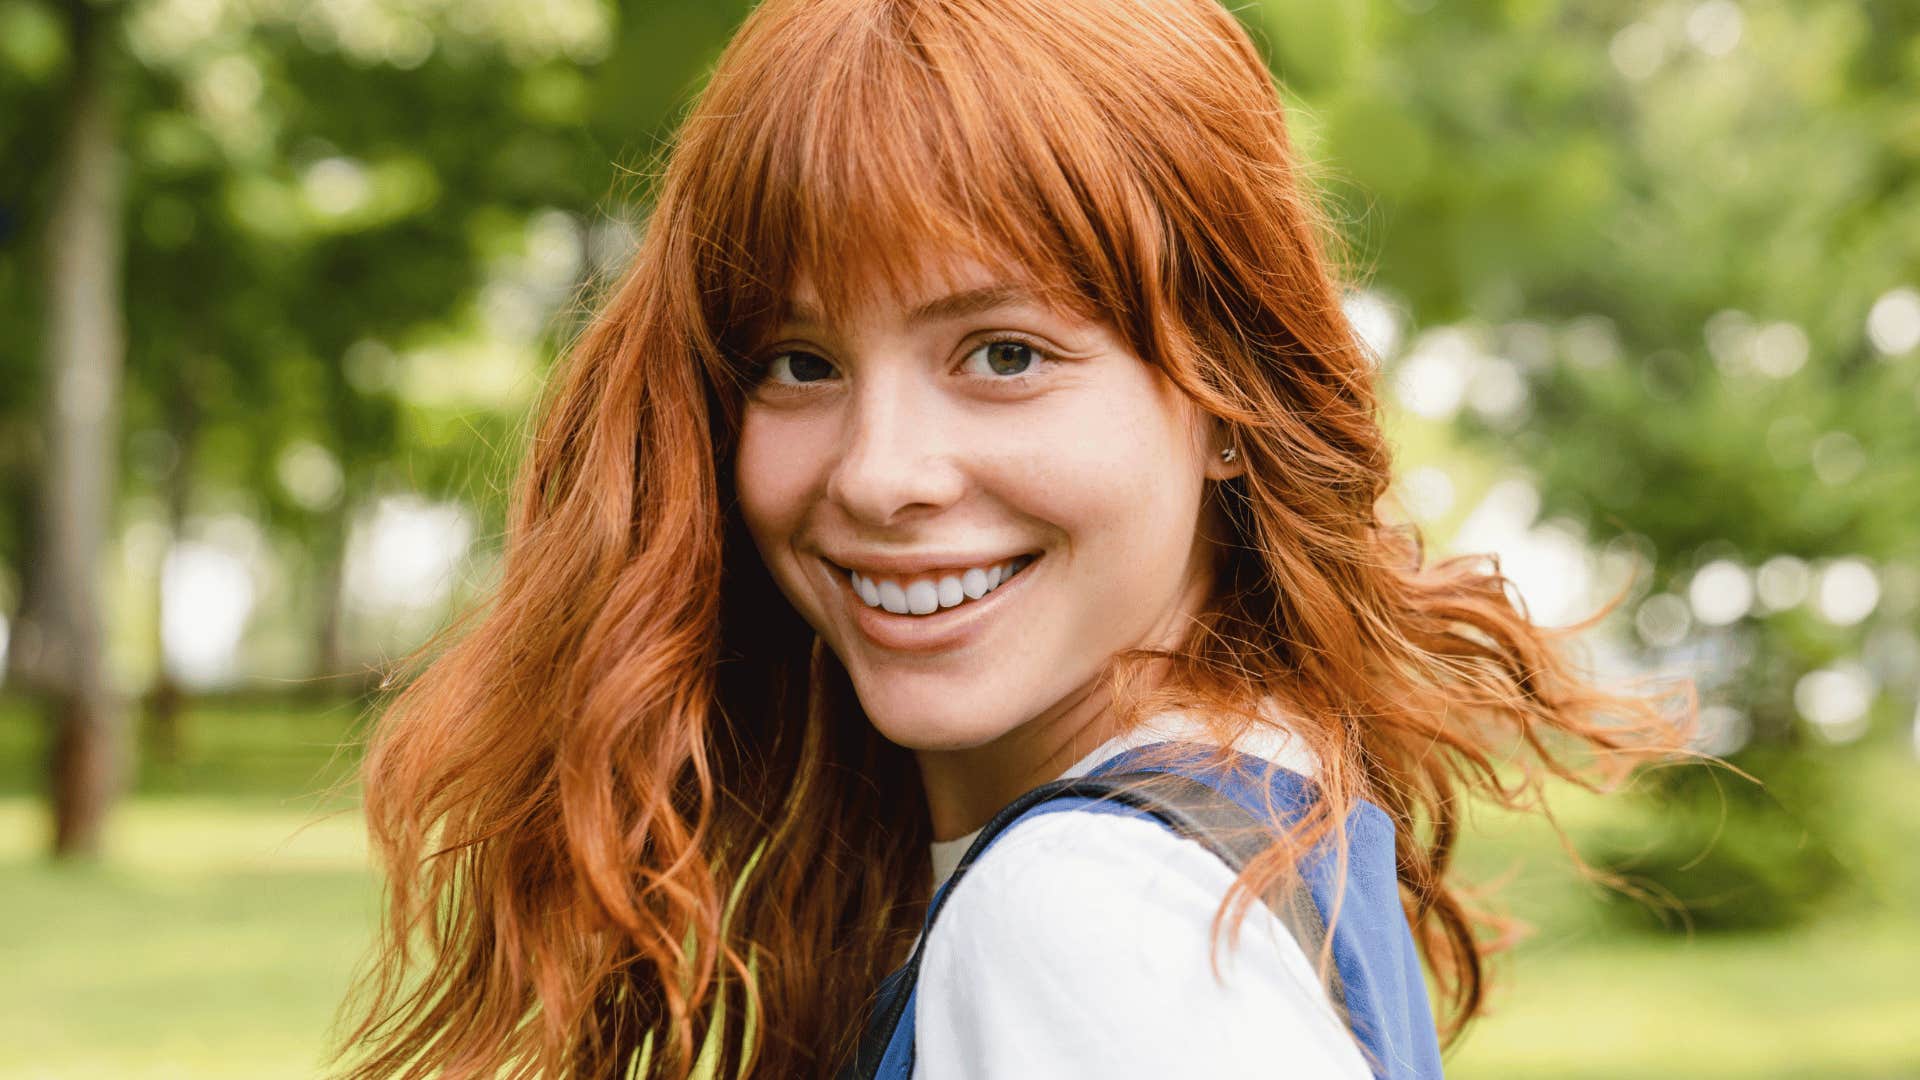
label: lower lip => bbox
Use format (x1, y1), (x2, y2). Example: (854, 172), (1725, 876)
(833, 556), (1042, 655)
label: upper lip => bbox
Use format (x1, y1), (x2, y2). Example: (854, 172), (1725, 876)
(822, 548), (1040, 577)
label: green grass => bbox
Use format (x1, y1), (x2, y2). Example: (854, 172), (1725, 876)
(1442, 748), (1920, 1078)
(0, 800), (375, 1079)
(1448, 914), (1920, 1078)
(2, 696), (1917, 1078)
(1, 695), (377, 1080)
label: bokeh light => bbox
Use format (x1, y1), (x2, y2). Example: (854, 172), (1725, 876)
(1756, 555), (1811, 612)
(1689, 559), (1753, 626)
(1867, 286), (1920, 357)
(1794, 662), (1875, 744)
(1815, 558), (1881, 627)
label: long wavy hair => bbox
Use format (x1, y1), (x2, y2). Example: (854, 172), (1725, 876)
(333, 0), (1701, 1075)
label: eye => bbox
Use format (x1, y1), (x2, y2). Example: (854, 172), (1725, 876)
(960, 338), (1045, 379)
(760, 350), (838, 385)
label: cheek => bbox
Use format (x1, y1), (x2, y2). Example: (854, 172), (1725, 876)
(733, 411), (822, 569)
(1003, 378), (1203, 541)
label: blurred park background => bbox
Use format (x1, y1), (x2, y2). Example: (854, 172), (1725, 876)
(2, 0), (1916, 1076)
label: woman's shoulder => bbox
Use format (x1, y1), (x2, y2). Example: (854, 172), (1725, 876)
(913, 807), (1372, 1077)
(925, 806), (1287, 973)
(934, 808), (1239, 941)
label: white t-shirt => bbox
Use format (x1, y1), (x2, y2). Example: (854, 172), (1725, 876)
(912, 711), (1375, 1078)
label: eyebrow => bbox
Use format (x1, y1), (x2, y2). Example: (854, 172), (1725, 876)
(781, 284), (1043, 329)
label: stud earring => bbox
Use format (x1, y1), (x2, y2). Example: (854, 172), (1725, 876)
(1219, 446), (1238, 464)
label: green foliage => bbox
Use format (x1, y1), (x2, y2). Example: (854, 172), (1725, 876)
(1244, 0), (1920, 935)
(1586, 747), (1854, 933)
(1, 1), (765, 687)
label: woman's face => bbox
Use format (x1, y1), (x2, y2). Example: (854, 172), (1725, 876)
(733, 252), (1234, 753)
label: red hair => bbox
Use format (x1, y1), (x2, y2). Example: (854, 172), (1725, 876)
(334, 0), (1700, 1075)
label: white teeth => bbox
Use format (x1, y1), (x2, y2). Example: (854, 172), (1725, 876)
(905, 580), (939, 615)
(876, 579), (908, 614)
(845, 554), (1037, 617)
(936, 576), (965, 608)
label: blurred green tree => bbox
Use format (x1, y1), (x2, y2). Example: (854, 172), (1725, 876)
(1258, 0), (1919, 928)
(0, 0), (753, 854)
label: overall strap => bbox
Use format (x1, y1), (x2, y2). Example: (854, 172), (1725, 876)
(837, 768), (1345, 1080)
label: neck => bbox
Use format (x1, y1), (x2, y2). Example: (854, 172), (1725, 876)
(914, 675), (1126, 841)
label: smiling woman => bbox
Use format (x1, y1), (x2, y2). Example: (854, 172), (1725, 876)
(332, 1), (1701, 1078)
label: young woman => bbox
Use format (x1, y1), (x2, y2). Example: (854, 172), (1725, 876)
(336, 0), (1697, 1076)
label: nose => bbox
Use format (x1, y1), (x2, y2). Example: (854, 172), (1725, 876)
(824, 374), (967, 527)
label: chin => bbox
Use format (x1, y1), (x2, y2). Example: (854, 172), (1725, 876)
(852, 684), (1022, 752)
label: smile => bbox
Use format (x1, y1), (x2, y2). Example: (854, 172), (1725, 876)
(844, 554), (1036, 616)
(823, 552), (1043, 654)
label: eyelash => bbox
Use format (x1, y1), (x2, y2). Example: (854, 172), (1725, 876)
(751, 334), (1060, 390)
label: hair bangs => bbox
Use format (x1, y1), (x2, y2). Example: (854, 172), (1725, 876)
(678, 0), (1170, 393)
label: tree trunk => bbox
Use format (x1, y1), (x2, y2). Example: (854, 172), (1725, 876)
(42, 0), (127, 858)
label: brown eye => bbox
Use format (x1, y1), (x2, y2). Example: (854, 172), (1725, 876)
(964, 340), (1039, 377)
(765, 351), (837, 384)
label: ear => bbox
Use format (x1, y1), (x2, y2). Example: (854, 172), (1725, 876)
(1200, 414), (1245, 482)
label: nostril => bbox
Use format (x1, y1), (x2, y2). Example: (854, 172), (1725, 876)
(824, 435), (968, 524)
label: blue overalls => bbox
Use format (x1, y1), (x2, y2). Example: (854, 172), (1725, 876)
(839, 741), (1446, 1079)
